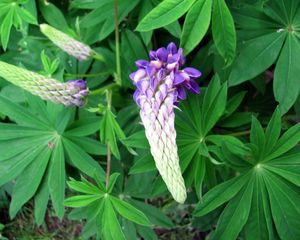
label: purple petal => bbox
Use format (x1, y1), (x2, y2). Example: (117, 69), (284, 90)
(146, 65), (156, 77)
(149, 50), (156, 60)
(184, 67), (201, 78)
(150, 60), (162, 69)
(132, 69), (146, 83)
(133, 89), (140, 101)
(189, 80), (200, 94)
(177, 86), (186, 100)
(135, 60), (148, 68)
(156, 47), (168, 62)
(173, 72), (189, 85)
(167, 42), (177, 54)
(68, 79), (87, 90)
(136, 80), (149, 93)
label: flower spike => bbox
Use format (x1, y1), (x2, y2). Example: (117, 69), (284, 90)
(40, 24), (92, 61)
(130, 42), (201, 203)
(0, 61), (88, 107)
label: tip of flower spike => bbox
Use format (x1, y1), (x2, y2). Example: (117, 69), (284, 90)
(67, 79), (89, 107)
(130, 42), (201, 106)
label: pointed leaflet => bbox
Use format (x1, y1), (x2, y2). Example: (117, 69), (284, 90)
(264, 123), (300, 161)
(63, 138), (105, 178)
(48, 139), (65, 219)
(181, 0), (212, 54)
(243, 176), (273, 240)
(9, 148), (51, 218)
(274, 34), (300, 114)
(100, 109), (126, 160)
(212, 0), (236, 65)
(264, 172), (300, 239)
(0, 95), (50, 129)
(229, 32), (286, 86)
(65, 195), (103, 208)
(34, 171), (50, 226)
(101, 198), (126, 240)
(210, 177), (254, 240)
(136, 0), (195, 32)
(264, 107), (281, 157)
(194, 173), (251, 217)
(110, 196), (151, 226)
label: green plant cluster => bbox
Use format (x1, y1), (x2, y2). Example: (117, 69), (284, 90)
(0, 0), (300, 239)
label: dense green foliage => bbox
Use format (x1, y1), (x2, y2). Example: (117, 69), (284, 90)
(1, 0), (300, 239)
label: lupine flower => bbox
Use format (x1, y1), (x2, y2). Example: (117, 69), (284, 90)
(130, 42), (201, 203)
(40, 24), (92, 61)
(0, 61), (88, 107)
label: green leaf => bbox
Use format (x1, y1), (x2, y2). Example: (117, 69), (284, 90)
(68, 137), (107, 156)
(0, 95), (50, 130)
(129, 199), (174, 228)
(264, 107), (281, 156)
(110, 196), (152, 226)
(9, 148), (51, 218)
(264, 172), (300, 240)
(17, 7), (37, 25)
(100, 109), (126, 160)
(265, 123), (300, 161)
(250, 116), (265, 159)
(243, 176), (273, 240)
(63, 138), (106, 178)
(64, 117), (101, 137)
(202, 76), (227, 135)
(211, 177), (254, 240)
(274, 34), (300, 114)
(101, 198), (126, 240)
(194, 173), (250, 217)
(121, 131), (149, 149)
(129, 153), (156, 174)
(0, 146), (44, 186)
(107, 173), (120, 193)
(163, 20), (181, 38)
(181, 0), (212, 54)
(64, 194), (103, 208)
(136, 0), (195, 32)
(67, 177), (102, 195)
(48, 140), (65, 219)
(38, 0), (69, 31)
(34, 172), (50, 226)
(229, 32), (286, 86)
(1, 9), (13, 50)
(212, 0), (236, 65)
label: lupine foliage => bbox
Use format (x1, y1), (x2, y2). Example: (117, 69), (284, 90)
(0, 0), (300, 239)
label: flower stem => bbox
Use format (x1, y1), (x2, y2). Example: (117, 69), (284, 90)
(229, 130), (251, 137)
(114, 0), (121, 86)
(90, 83), (117, 96)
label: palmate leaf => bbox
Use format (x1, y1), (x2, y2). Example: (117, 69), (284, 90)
(175, 75), (229, 194)
(229, 1), (300, 113)
(65, 175), (152, 239)
(0, 94), (105, 221)
(194, 109), (300, 239)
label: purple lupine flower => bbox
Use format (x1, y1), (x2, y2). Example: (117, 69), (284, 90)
(0, 61), (88, 107)
(130, 42), (201, 203)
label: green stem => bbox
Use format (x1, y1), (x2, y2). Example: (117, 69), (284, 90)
(64, 72), (109, 78)
(114, 0), (121, 86)
(229, 130), (251, 137)
(89, 83), (117, 96)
